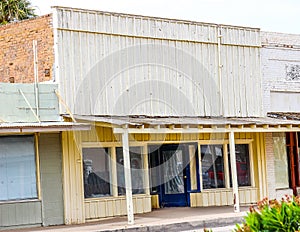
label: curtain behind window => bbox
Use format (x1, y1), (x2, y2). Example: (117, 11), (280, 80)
(0, 136), (37, 201)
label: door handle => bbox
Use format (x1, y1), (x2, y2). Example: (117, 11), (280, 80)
(184, 176), (187, 179)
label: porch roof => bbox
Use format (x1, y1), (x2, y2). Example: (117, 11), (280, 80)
(0, 121), (91, 134)
(70, 115), (300, 134)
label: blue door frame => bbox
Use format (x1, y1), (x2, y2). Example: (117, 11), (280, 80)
(149, 144), (200, 207)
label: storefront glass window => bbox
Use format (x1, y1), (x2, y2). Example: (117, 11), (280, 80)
(228, 144), (251, 187)
(82, 148), (111, 198)
(116, 147), (145, 195)
(201, 145), (225, 189)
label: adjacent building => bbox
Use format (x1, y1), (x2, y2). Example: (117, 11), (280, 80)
(0, 83), (89, 228)
(261, 31), (300, 197)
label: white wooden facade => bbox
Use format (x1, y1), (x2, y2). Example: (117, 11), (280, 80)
(53, 7), (263, 117)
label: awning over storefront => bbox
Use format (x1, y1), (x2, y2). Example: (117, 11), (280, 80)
(69, 115), (300, 134)
(66, 114), (300, 218)
(0, 121), (91, 133)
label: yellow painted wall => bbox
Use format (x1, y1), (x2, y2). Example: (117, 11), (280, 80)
(84, 195), (151, 220)
(190, 188), (258, 207)
(63, 123), (267, 223)
(62, 131), (85, 224)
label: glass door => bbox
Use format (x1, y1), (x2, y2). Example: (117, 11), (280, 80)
(160, 145), (188, 207)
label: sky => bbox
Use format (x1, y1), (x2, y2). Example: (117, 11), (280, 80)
(30, 0), (300, 34)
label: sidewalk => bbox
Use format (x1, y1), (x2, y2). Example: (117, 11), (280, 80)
(2, 206), (249, 232)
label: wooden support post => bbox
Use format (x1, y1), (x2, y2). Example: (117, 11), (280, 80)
(223, 144), (230, 188)
(122, 129), (134, 225)
(229, 131), (240, 213)
(111, 147), (118, 197)
(295, 133), (300, 187)
(143, 145), (150, 195)
(288, 132), (296, 195)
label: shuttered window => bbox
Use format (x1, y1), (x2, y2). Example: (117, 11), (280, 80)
(0, 136), (37, 201)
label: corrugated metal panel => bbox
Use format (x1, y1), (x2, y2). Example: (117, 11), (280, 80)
(56, 8), (219, 44)
(55, 7), (260, 46)
(54, 7), (262, 117)
(220, 27), (260, 46)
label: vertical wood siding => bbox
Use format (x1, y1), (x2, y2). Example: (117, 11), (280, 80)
(53, 7), (262, 117)
(39, 133), (64, 226)
(0, 201), (42, 228)
(62, 131), (85, 224)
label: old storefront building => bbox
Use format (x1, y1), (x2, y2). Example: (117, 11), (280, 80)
(1, 6), (300, 229)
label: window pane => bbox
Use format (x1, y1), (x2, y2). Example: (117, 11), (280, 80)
(201, 145), (225, 189)
(116, 147), (145, 195)
(163, 150), (185, 194)
(0, 136), (37, 201)
(273, 133), (289, 188)
(82, 148), (111, 198)
(228, 144), (251, 187)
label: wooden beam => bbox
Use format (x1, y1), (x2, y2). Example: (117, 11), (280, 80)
(114, 127), (300, 134)
(55, 90), (76, 122)
(19, 89), (40, 123)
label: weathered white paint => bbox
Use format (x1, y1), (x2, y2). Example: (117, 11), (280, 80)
(270, 91), (300, 112)
(122, 129), (134, 225)
(229, 131), (240, 213)
(53, 7), (262, 118)
(261, 31), (300, 114)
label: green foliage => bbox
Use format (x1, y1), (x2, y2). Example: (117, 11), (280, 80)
(234, 195), (300, 232)
(0, 0), (36, 25)
(203, 229), (213, 232)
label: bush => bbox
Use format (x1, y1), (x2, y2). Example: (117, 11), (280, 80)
(235, 195), (300, 232)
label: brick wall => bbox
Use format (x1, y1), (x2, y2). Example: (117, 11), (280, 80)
(0, 15), (54, 83)
(265, 132), (277, 199)
(265, 132), (293, 200)
(261, 31), (300, 113)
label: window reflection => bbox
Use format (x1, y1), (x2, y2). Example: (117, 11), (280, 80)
(82, 148), (111, 198)
(228, 144), (251, 187)
(201, 145), (225, 189)
(116, 147), (145, 195)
